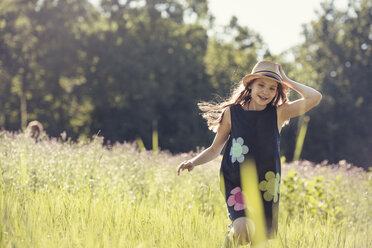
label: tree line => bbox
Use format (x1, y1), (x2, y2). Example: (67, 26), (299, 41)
(0, 0), (371, 169)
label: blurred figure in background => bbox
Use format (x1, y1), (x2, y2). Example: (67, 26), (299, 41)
(26, 120), (44, 142)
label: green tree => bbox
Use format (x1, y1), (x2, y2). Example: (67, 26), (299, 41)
(0, 0), (39, 130)
(292, 0), (372, 168)
(0, 0), (98, 137)
(83, 0), (213, 151)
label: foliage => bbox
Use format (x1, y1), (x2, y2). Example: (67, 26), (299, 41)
(281, 169), (343, 221)
(289, 0), (372, 168)
(0, 0), (98, 135)
(0, 0), (214, 151)
(0, 132), (371, 247)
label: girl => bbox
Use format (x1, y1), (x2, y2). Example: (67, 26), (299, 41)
(177, 61), (322, 245)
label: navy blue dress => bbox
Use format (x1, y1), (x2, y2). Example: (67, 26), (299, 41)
(220, 103), (281, 236)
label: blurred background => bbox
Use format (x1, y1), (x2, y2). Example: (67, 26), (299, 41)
(0, 0), (371, 169)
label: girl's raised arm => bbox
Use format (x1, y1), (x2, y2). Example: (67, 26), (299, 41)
(277, 65), (322, 127)
(177, 108), (231, 175)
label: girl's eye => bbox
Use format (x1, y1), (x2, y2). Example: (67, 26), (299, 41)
(270, 88), (276, 91)
(259, 84), (264, 87)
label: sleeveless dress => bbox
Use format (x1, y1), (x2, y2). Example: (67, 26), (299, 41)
(220, 103), (281, 237)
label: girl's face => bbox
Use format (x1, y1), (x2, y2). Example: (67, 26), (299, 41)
(249, 78), (278, 106)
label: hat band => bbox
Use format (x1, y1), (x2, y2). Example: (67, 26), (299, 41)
(254, 70), (282, 81)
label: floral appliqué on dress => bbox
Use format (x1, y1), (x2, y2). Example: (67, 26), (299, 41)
(230, 137), (249, 163)
(227, 187), (245, 211)
(258, 171), (281, 202)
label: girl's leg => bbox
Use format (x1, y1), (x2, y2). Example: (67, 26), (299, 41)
(232, 217), (252, 246)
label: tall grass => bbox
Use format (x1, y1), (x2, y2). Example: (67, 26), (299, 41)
(293, 115), (310, 161)
(0, 131), (371, 247)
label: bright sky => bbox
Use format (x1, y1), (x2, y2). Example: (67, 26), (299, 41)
(208, 0), (349, 54)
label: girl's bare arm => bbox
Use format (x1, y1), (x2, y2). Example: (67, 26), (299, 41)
(277, 65), (322, 127)
(177, 108), (231, 175)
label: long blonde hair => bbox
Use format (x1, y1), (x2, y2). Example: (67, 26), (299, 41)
(198, 79), (288, 132)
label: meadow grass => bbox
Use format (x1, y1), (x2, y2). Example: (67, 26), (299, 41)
(0, 132), (371, 247)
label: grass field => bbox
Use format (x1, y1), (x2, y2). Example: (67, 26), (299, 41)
(0, 132), (371, 247)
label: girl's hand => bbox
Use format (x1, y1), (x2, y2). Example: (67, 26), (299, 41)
(276, 63), (322, 124)
(177, 160), (195, 175)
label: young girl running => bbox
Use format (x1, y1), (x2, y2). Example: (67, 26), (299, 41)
(177, 61), (322, 245)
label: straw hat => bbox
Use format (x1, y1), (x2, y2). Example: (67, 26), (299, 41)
(242, 61), (289, 93)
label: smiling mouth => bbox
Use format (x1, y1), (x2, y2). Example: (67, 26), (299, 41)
(259, 95), (268, 101)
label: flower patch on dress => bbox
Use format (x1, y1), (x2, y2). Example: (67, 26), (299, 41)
(258, 171), (281, 202)
(230, 137), (249, 163)
(227, 187), (245, 211)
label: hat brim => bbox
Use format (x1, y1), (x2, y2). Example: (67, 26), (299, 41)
(242, 74), (289, 93)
